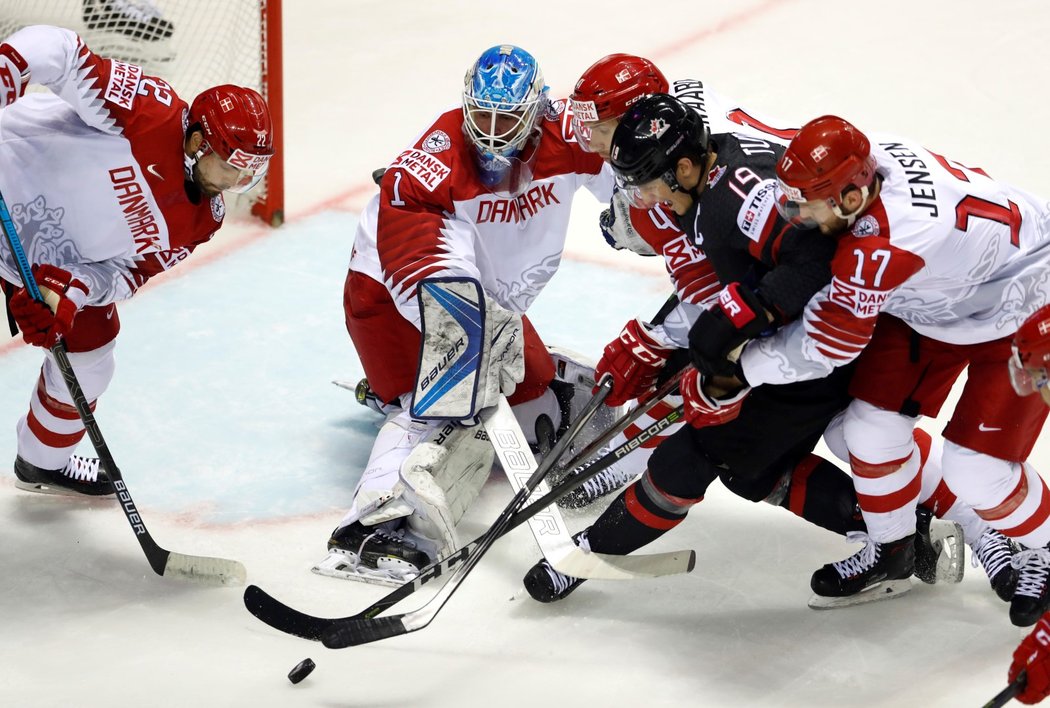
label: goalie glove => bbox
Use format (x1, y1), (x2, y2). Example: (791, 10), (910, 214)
(688, 282), (771, 379)
(595, 318), (675, 407)
(599, 188), (658, 256)
(680, 368), (749, 429)
(1010, 615), (1050, 705)
(0, 44), (29, 108)
(9, 264), (89, 348)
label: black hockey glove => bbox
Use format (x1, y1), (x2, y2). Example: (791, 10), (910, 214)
(688, 282), (772, 379)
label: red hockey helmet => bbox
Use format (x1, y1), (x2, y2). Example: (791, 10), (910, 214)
(776, 115), (877, 207)
(1010, 303), (1050, 398)
(570, 54), (668, 152)
(188, 84), (274, 193)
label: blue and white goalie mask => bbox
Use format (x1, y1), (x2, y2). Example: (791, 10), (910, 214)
(462, 45), (548, 196)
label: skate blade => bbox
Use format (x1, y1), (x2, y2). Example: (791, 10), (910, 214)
(311, 551), (417, 588)
(930, 520), (966, 584)
(808, 579), (913, 610)
(13, 480), (115, 499)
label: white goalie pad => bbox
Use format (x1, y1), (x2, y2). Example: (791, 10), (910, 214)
(411, 277), (524, 421)
(400, 421), (495, 556)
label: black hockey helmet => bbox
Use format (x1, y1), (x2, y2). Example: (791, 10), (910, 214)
(609, 93), (710, 189)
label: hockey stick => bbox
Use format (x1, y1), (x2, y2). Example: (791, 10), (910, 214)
(242, 400), (686, 642)
(982, 670), (1025, 708)
(485, 389), (690, 580)
(0, 190), (245, 587)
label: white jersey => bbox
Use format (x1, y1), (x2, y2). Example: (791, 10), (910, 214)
(742, 131), (1050, 386)
(0, 25), (225, 306)
(350, 100), (613, 325)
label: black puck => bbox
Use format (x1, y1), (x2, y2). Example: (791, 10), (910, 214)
(288, 657), (316, 684)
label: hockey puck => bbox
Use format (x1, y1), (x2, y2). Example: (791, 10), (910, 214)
(287, 657), (316, 684)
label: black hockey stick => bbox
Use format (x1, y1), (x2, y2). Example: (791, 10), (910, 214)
(243, 391), (685, 641)
(0, 190), (245, 586)
(982, 670), (1025, 708)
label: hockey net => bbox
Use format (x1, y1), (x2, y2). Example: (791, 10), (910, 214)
(0, 0), (285, 226)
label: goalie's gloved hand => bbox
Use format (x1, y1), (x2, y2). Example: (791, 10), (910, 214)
(9, 264), (89, 348)
(680, 368), (749, 429)
(599, 188), (657, 256)
(688, 282), (771, 379)
(1010, 615), (1050, 704)
(595, 318), (675, 407)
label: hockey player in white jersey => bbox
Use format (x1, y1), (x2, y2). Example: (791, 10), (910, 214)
(738, 115), (1050, 625)
(0, 25), (274, 495)
(320, 45), (615, 585)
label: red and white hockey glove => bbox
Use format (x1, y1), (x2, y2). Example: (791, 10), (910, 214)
(9, 264), (89, 348)
(680, 368), (749, 429)
(1010, 615), (1050, 704)
(595, 318), (675, 407)
(689, 282), (770, 379)
(0, 44), (30, 108)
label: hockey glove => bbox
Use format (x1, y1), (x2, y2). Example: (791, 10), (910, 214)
(599, 189), (657, 256)
(0, 44), (29, 108)
(680, 368), (749, 428)
(595, 318), (675, 407)
(8, 264), (89, 348)
(1010, 615), (1050, 704)
(688, 282), (771, 379)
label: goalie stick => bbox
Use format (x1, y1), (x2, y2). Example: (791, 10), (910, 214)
(0, 190), (245, 587)
(242, 395), (687, 642)
(485, 392), (690, 580)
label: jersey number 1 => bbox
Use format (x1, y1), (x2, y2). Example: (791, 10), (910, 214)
(930, 151), (1022, 248)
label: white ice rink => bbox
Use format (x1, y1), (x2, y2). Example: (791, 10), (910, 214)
(4, 1), (1050, 705)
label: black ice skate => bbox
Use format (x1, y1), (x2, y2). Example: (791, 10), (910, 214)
(1009, 544), (1050, 627)
(970, 528), (1019, 602)
(312, 520), (432, 587)
(14, 454), (116, 497)
(82, 0), (173, 41)
(557, 457), (638, 509)
(913, 507), (965, 584)
(809, 532), (915, 609)
(523, 558), (586, 603)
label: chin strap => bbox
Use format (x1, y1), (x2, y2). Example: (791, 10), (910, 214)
(832, 183), (874, 227)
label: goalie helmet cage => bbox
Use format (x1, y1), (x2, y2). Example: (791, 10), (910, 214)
(0, 0), (285, 226)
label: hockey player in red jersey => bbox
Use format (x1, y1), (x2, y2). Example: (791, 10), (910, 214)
(0, 25), (274, 495)
(320, 45), (615, 585)
(737, 115), (1050, 625)
(1007, 304), (1050, 703)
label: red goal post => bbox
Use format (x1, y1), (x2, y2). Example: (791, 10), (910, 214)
(0, 0), (285, 226)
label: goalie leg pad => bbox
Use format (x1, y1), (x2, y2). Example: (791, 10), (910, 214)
(400, 420), (495, 556)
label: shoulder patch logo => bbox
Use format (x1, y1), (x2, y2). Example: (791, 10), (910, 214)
(544, 99), (566, 122)
(422, 130), (451, 154)
(852, 215), (880, 237)
(211, 195), (226, 222)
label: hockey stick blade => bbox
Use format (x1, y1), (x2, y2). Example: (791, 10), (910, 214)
(243, 405), (686, 641)
(321, 615), (408, 648)
(163, 551), (247, 587)
(552, 547), (695, 580)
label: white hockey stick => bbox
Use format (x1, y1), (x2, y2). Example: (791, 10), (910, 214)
(482, 395), (692, 580)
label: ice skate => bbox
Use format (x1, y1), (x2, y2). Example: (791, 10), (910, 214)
(913, 507), (965, 584)
(808, 532), (915, 609)
(13, 454), (116, 497)
(970, 528), (1018, 602)
(312, 520), (432, 587)
(556, 455), (638, 509)
(1010, 544), (1050, 627)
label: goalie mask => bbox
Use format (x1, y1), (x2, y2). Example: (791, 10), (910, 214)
(187, 84), (274, 194)
(462, 45), (548, 196)
(1010, 303), (1050, 403)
